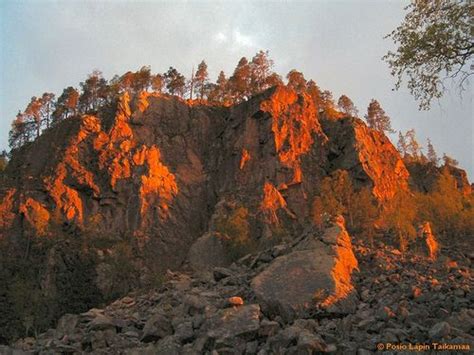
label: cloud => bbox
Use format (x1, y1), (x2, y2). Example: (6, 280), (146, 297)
(214, 32), (228, 43)
(213, 29), (256, 51)
(233, 30), (254, 48)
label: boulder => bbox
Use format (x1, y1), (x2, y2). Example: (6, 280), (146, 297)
(206, 304), (261, 340)
(141, 313), (173, 343)
(188, 232), (232, 272)
(56, 313), (79, 336)
(251, 220), (358, 321)
(429, 321), (451, 339)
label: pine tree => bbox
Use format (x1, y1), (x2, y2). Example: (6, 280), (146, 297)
(195, 60), (209, 99)
(79, 70), (108, 112)
(286, 70), (306, 92)
(25, 97), (43, 139)
(229, 57), (251, 102)
(320, 90), (336, 112)
(405, 129), (422, 160)
(164, 67), (186, 97)
(0, 150), (7, 172)
(151, 74), (164, 93)
(365, 99), (395, 134)
(337, 95), (358, 116)
(426, 138), (439, 165)
(40, 93), (55, 129)
(53, 87), (79, 123)
(250, 50), (274, 93)
(442, 153), (458, 167)
(351, 188), (379, 244)
(306, 80), (322, 109)
(209, 70), (228, 103)
(397, 131), (408, 157)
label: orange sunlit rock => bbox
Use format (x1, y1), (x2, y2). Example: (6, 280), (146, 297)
(139, 146), (178, 222)
(353, 124), (410, 200)
(239, 149), (251, 170)
(260, 86), (326, 185)
(0, 189), (16, 236)
(418, 221), (438, 260)
(45, 116), (102, 225)
(19, 198), (50, 236)
(96, 93), (136, 188)
(136, 90), (161, 112)
(320, 219), (359, 309)
(228, 296), (244, 307)
(260, 182), (287, 224)
(46, 164), (84, 223)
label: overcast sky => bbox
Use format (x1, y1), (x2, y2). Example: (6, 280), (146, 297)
(1, 0), (472, 178)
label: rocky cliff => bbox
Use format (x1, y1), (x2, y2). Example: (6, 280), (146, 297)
(0, 86), (409, 259)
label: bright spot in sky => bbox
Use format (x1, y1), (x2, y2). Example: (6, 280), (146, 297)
(214, 32), (227, 43)
(213, 29), (256, 50)
(233, 30), (254, 48)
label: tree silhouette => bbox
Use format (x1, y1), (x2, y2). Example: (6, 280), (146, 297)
(151, 74), (164, 93)
(164, 67), (186, 97)
(405, 129), (422, 160)
(337, 95), (358, 117)
(209, 70), (228, 103)
(286, 70), (306, 93)
(426, 139), (439, 165)
(79, 70), (108, 112)
(229, 57), (251, 102)
(53, 87), (79, 123)
(397, 131), (408, 158)
(365, 99), (395, 134)
(306, 80), (323, 109)
(195, 60), (209, 99)
(24, 97), (43, 139)
(250, 50), (275, 93)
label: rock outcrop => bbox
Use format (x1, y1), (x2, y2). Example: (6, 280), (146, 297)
(320, 116), (410, 201)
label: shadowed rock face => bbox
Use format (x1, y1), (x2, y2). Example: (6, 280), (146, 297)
(1, 86), (410, 271)
(406, 161), (472, 195)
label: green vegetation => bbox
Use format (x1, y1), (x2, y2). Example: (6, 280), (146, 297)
(313, 166), (473, 252)
(214, 206), (256, 261)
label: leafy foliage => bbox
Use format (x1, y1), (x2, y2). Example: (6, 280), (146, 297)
(214, 206), (255, 260)
(384, 1), (474, 109)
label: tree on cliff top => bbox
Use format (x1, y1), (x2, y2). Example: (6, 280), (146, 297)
(164, 67), (186, 97)
(79, 70), (108, 112)
(426, 138), (439, 165)
(229, 57), (251, 102)
(249, 50), (277, 92)
(337, 95), (358, 117)
(286, 70), (307, 93)
(195, 60), (209, 99)
(53, 87), (79, 123)
(384, 1), (473, 110)
(365, 99), (395, 134)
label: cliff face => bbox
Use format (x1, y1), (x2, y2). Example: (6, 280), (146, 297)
(320, 116), (410, 201)
(1, 86), (410, 270)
